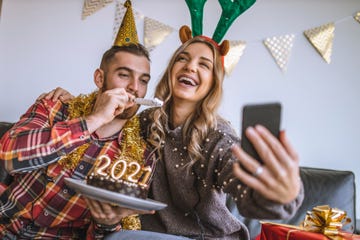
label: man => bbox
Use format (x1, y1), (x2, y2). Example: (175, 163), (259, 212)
(0, 43), (155, 239)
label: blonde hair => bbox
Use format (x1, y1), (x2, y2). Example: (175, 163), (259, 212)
(148, 37), (225, 162)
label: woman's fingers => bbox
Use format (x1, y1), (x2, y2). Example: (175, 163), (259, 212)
(36, 93), (48, 101)
(244, 126), (283, 176)
(232, 125), (301, 203)
(231, 145), (279, 196)
(35, 87), (74, 103)
(279, 130), (299, 164)
(231, 143), (262, 175)
(51, 87), (74, 102)
(256, 126), (294, 168)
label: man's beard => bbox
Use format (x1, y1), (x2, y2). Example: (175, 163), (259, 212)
(101, 76), (140, 120)
(116, 105), (140, 120)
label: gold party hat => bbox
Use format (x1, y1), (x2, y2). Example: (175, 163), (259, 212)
(113, 0), (139, 46)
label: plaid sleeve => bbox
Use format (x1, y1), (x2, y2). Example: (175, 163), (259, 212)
(0, 99), (91, 173)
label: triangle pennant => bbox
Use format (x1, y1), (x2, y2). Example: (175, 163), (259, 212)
(144, 17), (174, 52)
(81, 0), (114, 20)
(354, 11), (360, 24)
(304, 22), (335, 64)
(263, 34), (295, 72)
(113, 0), (143, 42)
(224, 41), (247, 76)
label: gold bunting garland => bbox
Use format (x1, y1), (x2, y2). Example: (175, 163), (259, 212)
(264, 34), (295, 72)
(224, 40), (246, 76)
(82, 0), (114, 20)
(304, 23), (335, 64)
(144, 17), (174, 52)
(133, 6), (359, 74)
(355, 12), (360, 24)
(78, 2), (360, 74)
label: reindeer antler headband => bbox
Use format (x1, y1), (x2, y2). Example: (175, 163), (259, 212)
(180, 0), (256, 57)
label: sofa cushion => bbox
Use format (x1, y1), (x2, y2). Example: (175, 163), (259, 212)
(227, 167), (356, 239)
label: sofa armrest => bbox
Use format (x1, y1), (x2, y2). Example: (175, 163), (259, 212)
(0, 122), (13, 137)
(0, 122), (14, 185)
(227, 167), (357, 239)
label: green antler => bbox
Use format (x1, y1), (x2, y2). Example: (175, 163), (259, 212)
(185, 0), (207, 37)
(212, 0), (256, 43)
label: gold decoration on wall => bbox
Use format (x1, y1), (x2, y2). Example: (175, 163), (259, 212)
(304, 23), (335, 64)
(144, 17), (174, 52)
(81, 0), (113, 20)
(77, 2), (358, 73)
(355, 11), (360, 24)
(264, 34), (295, 72)
(224, 40), (246, 76)
(112, 0), (143, 42)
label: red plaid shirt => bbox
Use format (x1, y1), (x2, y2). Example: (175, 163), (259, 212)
(0, 99), (154, 239)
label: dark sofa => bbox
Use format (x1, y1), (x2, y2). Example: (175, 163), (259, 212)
(227, 166), (358, 238)
(0, 122), (358, 238)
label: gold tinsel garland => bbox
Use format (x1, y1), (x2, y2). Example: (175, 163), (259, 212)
(58, 92), (97, 169)
(57, 91), (142, 230)
(113, 114), (147, 181)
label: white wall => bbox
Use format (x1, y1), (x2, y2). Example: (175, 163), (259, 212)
(1, 0), (359, 218)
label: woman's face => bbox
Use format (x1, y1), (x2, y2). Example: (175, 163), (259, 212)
(170, 42), (214, 105)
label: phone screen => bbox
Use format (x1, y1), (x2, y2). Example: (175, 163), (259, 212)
(241, 102), (282, 163)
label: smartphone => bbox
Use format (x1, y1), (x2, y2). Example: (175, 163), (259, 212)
(241, 102), (282, 163)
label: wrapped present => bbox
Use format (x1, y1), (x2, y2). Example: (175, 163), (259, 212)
(258, 205), (360, 240)
(258, 222), (359, 240)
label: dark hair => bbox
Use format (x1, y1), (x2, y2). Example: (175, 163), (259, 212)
(100, 44), (150, 70)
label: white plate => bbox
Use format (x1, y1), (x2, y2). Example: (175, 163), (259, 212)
(64, 178), (167, 211)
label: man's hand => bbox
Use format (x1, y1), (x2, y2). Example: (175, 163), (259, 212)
(232, 125), (301, 204)
(84, 88), (136, 133)
(84, 197), (155, 226)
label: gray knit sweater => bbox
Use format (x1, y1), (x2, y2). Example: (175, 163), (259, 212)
(139, 109), (304, 240)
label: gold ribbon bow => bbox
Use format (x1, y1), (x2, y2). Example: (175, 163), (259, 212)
(302, 205), (352, 240)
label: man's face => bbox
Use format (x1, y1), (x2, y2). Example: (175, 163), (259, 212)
(102, 51), (151, 119)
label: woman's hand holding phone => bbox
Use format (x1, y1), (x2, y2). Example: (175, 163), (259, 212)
(231, 102), (302, 204)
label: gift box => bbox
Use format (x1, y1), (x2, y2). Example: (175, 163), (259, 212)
(257, 205), (360, 240)
(257, 222), (360, 240)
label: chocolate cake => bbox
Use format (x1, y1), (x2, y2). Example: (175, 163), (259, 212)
(86, 172), (148, 199)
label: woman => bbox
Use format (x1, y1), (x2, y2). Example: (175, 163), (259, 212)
(44, 36), (303, 239)
(135, 36), (303, 239)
